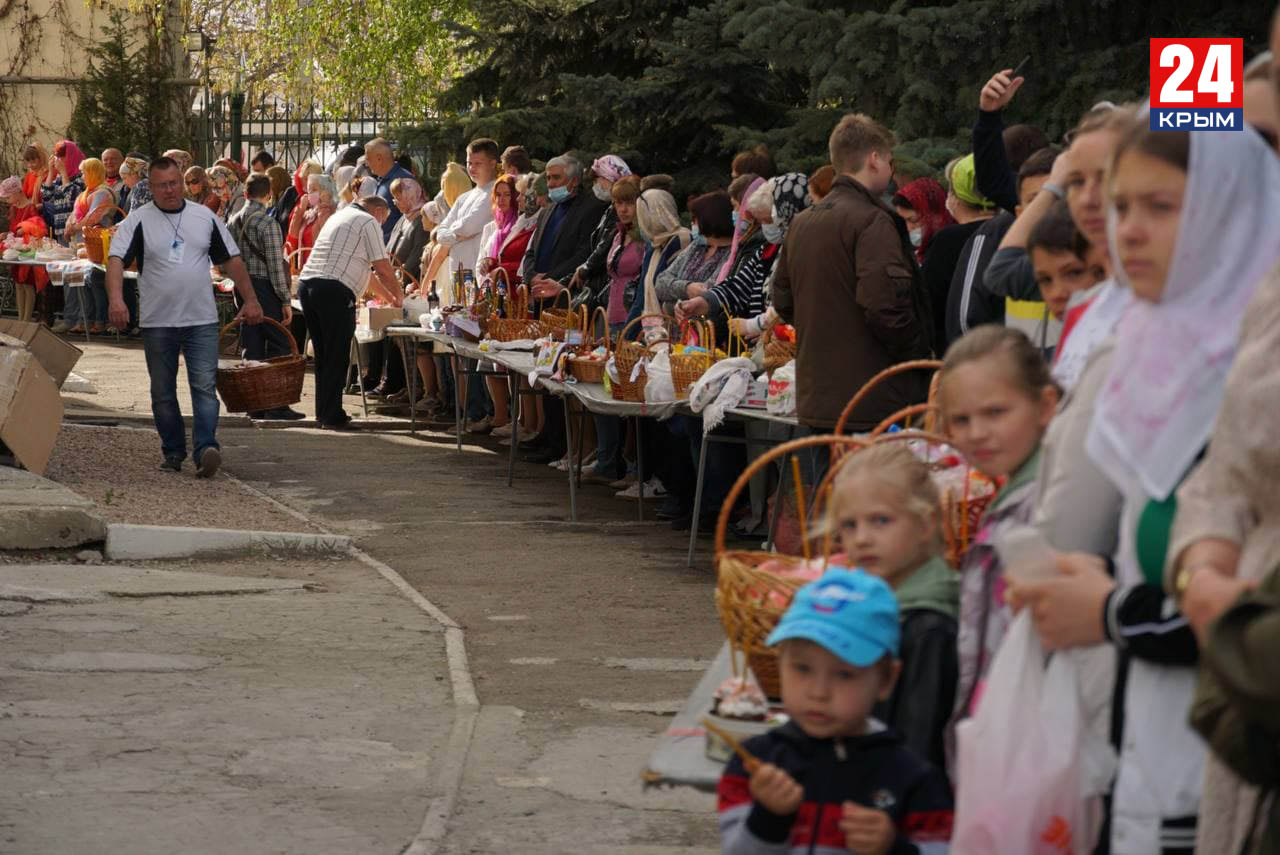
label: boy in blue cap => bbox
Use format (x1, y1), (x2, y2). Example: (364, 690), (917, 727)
(717, 568), (953, 854)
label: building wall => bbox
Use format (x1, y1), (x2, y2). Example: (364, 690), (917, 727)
(0, 0), (178, 172)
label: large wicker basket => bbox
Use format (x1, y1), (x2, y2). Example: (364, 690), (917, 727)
(761, 326), (796, 376)
(82, 206), (128, 265)
(215, 317), (306, 412)
(714, 434), (871, 698)
(487, 281), (542, 342)
(538, 287), (575, 339)
(671, 319), (717, 399)
(567, 306), (609, 384)
(612, 313), (672, 401)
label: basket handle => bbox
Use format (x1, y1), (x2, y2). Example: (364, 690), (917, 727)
(832, 359), (942, 436)
(286, 246), (308, 275)
(589, 305), (611, 355)
(869, 402), (941, 437)
(714, 434), (870, 557)
(491, 266), (511, 292)
(218, 315), (299, 357)
(390, 256), (421, 291)
(618, 311), (673, 349)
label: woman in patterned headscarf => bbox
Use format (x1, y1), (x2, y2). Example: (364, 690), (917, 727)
(676, 171), (812, 333)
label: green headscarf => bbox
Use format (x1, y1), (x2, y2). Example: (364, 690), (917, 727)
(949, 154), (996, 210)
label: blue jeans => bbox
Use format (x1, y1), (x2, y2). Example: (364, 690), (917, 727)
(142, 323), (221, 464)
(85, 269), (109, 325)
(62, 286), (85, 326)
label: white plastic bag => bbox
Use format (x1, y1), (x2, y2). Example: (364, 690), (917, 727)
(766, 360), (796, 416)
(952, 612), (1113, 855)
(645, 348), (675, 403)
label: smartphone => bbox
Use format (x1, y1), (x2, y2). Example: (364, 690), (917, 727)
(1012, 54), (1031, 78)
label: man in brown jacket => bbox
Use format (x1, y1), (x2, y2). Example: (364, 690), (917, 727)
(773, 113), (932, 432)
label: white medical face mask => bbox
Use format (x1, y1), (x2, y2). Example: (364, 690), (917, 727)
(909, 227), (923, 247)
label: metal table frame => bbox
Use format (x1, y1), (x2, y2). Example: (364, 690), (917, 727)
(685, 408), (800, 566)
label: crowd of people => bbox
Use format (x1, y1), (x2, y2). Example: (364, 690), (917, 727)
(4, 13), (1280, 852)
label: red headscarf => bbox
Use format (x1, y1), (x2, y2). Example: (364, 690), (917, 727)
(52, 140), (85, 178)
(894, 177), (954, 262)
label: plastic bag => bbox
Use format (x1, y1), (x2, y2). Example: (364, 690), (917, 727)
(766, 360), (796, 416)
(952, 612), (1114, 855)
(645, 348), (675, 403)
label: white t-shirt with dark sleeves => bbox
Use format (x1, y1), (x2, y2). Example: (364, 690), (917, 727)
(108, 200), (239, 328)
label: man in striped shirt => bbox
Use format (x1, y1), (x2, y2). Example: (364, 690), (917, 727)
(228, 174), (303, 420)
(297, 195), (404, 430)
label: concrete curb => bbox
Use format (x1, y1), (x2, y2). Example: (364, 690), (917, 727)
(104, 523), (351, 561)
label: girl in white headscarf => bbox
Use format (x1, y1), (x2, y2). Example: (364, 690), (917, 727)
(1009, 115), (1280, 855)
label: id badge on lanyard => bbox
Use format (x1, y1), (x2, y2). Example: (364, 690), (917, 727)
(168, 237), (185, 264)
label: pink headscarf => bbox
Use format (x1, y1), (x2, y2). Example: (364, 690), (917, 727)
(715, 176), (765, 283)
(591, 155), (631, 183)
(53, 140), (85, 177)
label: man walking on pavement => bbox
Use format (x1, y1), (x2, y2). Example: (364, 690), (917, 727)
(227, 173), (304, 421)
(106, 155), (265, 478)
(297, 195), (404, 431)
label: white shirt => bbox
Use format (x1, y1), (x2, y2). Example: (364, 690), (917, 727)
(298, 204), (389, 297)
(434, 180), (495, 277)
(109, 200), (238, 328)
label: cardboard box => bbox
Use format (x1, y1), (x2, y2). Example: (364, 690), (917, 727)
(0, 344), (63, 475)
(359, 306), (405, 333)
(0, 319), (82, 387)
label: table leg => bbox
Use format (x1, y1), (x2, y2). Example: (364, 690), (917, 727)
(352, 335), (369, 418)
(687, 429), (709, 566)
(452, 353), (464, 453)
(564, 398), (578, 522)
(635, 416), (644, 522)
(765, 451), (792, 553)
(506, 369), (518, 487)
(402, 340), (417, 435)
(574, 404), (586, 488)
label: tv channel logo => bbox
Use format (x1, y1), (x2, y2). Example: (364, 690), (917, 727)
(1150, 38), (1243, 131)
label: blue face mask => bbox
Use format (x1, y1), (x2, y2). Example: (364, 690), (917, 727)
(762, 223), (784, 244)
(690, 223), (705, 246)
(548, 185), (570, 204)
(731, 211), (740, 229)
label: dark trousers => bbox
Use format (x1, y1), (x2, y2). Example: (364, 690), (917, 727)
(298, 277), (355, 425)
(234, 277), (290, 360)
(123, 279), (139, 330)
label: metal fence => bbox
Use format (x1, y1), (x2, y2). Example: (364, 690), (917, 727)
(194, 93), (436, 176)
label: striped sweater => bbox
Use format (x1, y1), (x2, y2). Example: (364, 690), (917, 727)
(718, 721), (952, 854)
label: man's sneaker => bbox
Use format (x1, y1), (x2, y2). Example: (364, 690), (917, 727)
(51, 320), (70, 333)
(196, 448), (222, 479)
(159, 455), (183, 472)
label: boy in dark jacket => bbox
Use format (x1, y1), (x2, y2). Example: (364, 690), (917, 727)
(717, 569), (953, 854)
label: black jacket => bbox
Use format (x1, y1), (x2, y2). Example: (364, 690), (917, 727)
(718, 721), (953, 855)
(922, 221), (984, 351)
(519, 189), (609, 286)
(874, 609), (958, 774)
(972, 109), (1020, 215)
(944, 211), (1012, 345)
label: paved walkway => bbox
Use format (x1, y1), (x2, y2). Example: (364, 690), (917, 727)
(0, 554), (451, 854)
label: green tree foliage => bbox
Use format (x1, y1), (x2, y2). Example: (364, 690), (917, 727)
(390, 0), (1272, 186)
(68, 10), (191, 158)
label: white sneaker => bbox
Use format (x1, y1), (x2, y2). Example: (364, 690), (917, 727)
(51, 320), (70, 333)
(614, 477), (667, 499)
(550, 455), (569, 471)
(492, 422), (513, 439)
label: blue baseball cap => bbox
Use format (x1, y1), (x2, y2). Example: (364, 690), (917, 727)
(766, 568), (900, 667)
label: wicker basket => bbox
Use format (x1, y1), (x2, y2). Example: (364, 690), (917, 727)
(215, 317), (306, 412)
(537, 287), (574, 339)
(568, 306), (610, 384)
(714, 434), (872, 698)
(671, 319), (717, 399)
(487, 282), (542, 342)
(82, 206), (128, 265)
(612, 313), (672, 401)
(761, 326), (797, 376)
